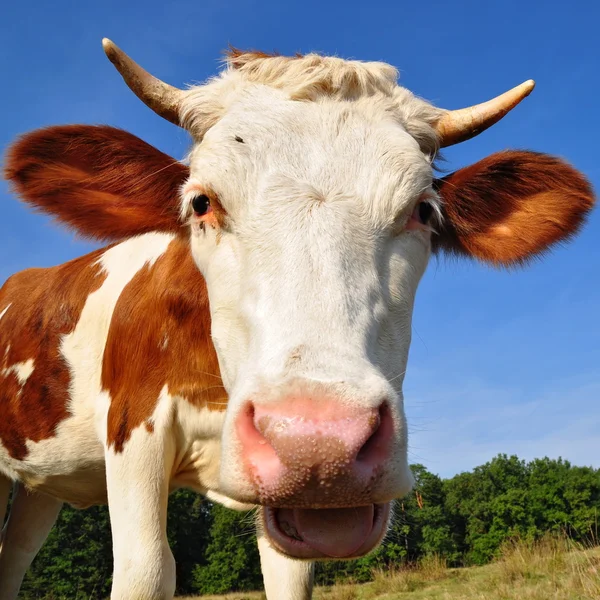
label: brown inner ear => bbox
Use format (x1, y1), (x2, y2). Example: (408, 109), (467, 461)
(5, 125), (190, 242)
(433, 151), (595, 266)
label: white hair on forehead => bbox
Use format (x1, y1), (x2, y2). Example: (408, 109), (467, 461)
(225, 50), (401, 99)
(180, 50), (443, 154)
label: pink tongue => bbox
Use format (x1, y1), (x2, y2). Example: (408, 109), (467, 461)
(293, 505), (374, 558)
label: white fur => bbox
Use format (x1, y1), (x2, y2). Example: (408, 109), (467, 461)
(0, 308), (34, 399)
(106, 386), (176, 599)
(180, 52), (442, 155)
(0, 304), (11, 322)
(2, 53), (450, 600)
(257, 534), (314, 600)
(1, 359), (34, 387)
(183, 83), (433, 505)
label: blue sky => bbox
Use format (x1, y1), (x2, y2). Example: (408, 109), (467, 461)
(1, 0), (598, 478)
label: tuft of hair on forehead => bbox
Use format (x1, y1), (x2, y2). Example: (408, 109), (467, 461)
(180, 48), (443, 154)
(223, 47), (400, 100)
(225, 46), (286, 64)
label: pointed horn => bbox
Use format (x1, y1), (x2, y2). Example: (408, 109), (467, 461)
(102, 38), (184, 126)
(435, 80), (535, 147)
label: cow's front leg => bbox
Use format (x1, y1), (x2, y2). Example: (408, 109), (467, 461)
(258, 533), (314, 600)
(105, 411), (176, 600)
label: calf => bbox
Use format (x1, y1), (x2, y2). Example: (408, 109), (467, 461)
(0, 40), (594, 599)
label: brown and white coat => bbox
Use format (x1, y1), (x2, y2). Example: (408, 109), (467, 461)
(0, 42), (594, 600)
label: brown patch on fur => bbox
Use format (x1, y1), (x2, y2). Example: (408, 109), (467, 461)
(4, 125), (189, 243)
(0, 251), (107, 459)
(433, 151), (595, 265)
(103, 237), (225, 453)
(226, 47), (303, 69)
(227, 47), (280, 64)
(285, 346), (305, 369)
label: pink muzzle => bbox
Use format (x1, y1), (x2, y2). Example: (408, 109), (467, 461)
(236, 396), (395, 558)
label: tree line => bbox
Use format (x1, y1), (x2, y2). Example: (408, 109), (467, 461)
(17, 454), (600, 598)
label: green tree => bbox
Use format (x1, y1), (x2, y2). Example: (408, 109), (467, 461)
(13, 454), (600, 596)
(20, 504), (112, 600)
(191, 503), (262, 594)
(167, 489), (213, 594)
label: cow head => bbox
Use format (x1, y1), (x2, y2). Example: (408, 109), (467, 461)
(5, 40), (594, 561)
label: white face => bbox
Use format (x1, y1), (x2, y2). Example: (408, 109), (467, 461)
(183, 85), (437, 559)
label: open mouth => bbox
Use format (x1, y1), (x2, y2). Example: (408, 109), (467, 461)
(263, 502), (390, 559)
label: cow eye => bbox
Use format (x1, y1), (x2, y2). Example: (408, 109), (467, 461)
(417, 201), (434, 224)
(191, 194), (211, 216)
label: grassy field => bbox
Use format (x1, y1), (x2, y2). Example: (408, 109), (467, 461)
(186, 537), (600, 600)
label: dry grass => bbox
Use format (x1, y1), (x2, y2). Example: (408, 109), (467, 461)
(368, 554), (450, 595)
(181, 593), (266, 600)
(487, 535), (600, 600)
(317, 585), (360, 600)
(183, 536), (600, 600)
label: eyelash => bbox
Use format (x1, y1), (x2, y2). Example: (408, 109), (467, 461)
(404, 197), (438, 233)
(416, 200), (434, 225)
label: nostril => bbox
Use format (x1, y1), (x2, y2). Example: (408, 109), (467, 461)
(356, 411), (381, 462)
(237, 398), (395, 495)
(236, 402), (281, 482)
(356, 403), (393, 465)
(237, 402), (269, 449)
(237, 402), (258, 442)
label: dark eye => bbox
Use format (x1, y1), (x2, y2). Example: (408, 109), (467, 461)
(417, 201), (434, 224)
(191, 194), (211, 216)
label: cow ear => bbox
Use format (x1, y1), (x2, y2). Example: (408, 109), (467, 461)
(4, 125), (189, 242)
(433, 151), (595, 266)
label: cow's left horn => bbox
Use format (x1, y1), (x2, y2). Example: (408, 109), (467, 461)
(102, 38), (184, 126)
(435, 80), (535, 147)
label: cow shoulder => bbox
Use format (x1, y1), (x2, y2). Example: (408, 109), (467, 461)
(102, 236), (225, 453)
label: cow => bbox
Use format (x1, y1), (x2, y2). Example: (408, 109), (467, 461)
(0, 39), (594, 600)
